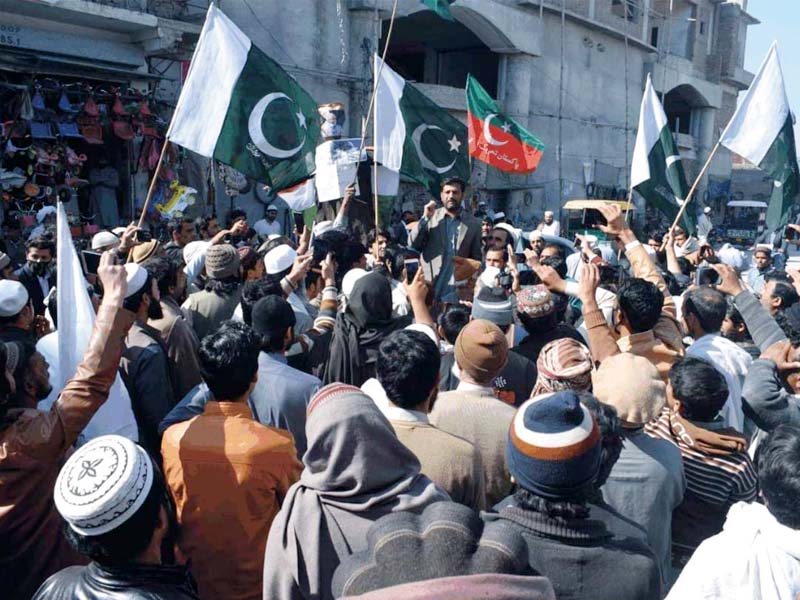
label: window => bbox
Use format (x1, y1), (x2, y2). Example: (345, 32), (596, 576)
(700, 21), (706, 35)
(651, 26), (659, 48)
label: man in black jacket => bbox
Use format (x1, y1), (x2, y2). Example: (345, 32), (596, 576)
(16, 238), (56, 316)
(32, 435), (199, 600)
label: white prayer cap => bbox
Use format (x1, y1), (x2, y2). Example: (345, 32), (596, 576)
(91, 231), (120, 251)
(112, 226), (127, 237)
(493, 211), (506, 222)
(342, 268), (368, 298)
(37, 205), (56, 223)
(123, 263), (148, 298)
(264, 244), (296, 275)
(480, 266), (501, 288)
(716, 243), (746, 271)
(4, 341), (21, 372)
(493, 222), (519, 245)
(0, 280), (29, 317)
(405, 323), (438, 345)
(314, 220), (333, 236)
(266, 204), (278, 211)
(529, 230), (543, 241)
(183, 240), (209, 265)
(704, 206), (712, 214)
(54, 435), (154, 536)
(544, 210), (554, 217)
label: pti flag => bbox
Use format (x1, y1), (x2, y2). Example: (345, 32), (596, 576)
(420, 0), (456, 20)
(631, 74), (694, 232)
(168, 4), (319, 192)
(719, 42), (798, 233)
(466, 74), (545, 174)
(373, 55), (469, 197)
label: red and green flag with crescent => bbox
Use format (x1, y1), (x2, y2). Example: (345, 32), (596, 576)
(466, 74), (545, 174)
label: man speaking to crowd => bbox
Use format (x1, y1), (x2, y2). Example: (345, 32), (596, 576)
(410, 177), (483, 302)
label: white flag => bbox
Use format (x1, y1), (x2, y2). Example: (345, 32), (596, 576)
(36, 204), (138, 445)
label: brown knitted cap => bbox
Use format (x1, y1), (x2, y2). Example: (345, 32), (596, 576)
(205, 244), (240, 280)
(454, 319), (508, 380)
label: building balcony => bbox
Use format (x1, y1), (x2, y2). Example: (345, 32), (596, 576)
(721, 64), (754, 91)
(673, 132), (697, 161)
(83, 0), (208, 23)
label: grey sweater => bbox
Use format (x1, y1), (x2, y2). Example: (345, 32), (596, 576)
(734, 290), (800, 431)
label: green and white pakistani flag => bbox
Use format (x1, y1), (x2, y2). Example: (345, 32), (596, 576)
(373, 55), (470, 198)
(168, 4), (319, 194)
(719, 42), (798, 233)
(631, 74), (694, 232)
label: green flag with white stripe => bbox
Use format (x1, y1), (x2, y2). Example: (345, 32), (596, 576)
(631, 74), (694, 233)
(719, 42), (799, 234)
(168, 5), (319, 194)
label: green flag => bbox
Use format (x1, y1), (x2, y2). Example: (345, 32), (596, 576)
(169, 5), (319, 191)
(420, 0), (456, 20)
(631, 74), (695, 233)
(374, 56), (470, 197)
(719, 43), (798, 233)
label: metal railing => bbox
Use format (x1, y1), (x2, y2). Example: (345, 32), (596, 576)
(84, 0), (209, 22)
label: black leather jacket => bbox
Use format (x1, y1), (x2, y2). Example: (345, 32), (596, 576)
(32, 562), (200, 599)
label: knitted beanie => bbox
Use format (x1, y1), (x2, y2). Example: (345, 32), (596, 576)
(205, 244), (240, 280)
(471, 287), (513, 326)
(591, 353), (665, 427)
(454, 319), (508, 380)
(507, 390), (601, 499)
(516, 285), (556, 318)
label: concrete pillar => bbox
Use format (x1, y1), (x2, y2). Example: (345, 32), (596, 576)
(347, 7), (378, 139)
(696, 106), (717, 202)
(642, 0), (651, 42)
(502, 52), (537, 225)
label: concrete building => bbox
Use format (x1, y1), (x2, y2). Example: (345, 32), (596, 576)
(1, 0), (758, 231)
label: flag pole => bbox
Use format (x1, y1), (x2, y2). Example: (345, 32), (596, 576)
(660, 140), (721, 251)
(351, 0), (399, 195)
(135, 137), (170, 229)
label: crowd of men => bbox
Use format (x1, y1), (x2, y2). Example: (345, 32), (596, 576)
(0, 176), (799, 599)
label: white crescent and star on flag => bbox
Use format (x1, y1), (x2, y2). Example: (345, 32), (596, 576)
(412, 123), (462, 174)
(248, 92), (308, 159)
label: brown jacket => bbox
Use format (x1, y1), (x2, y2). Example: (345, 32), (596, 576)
(584, 241), (684, 382)
(161, 401), (302, 600)
(430, 386), (516, 508)
(149, 296), (202, 401)
(0, 304), (135, 600)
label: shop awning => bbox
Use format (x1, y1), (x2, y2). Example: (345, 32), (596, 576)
(0, 49), (162, 83)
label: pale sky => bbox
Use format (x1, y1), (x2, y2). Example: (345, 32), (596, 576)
(744, 0), (800, 140)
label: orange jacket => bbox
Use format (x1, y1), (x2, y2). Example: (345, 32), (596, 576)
(161, 401), (302, 600)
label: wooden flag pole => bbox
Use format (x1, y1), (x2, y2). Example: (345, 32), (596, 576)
(660, 140), (721, 252)
(351, 0), (399, 195)
(136, 138), (170, 229)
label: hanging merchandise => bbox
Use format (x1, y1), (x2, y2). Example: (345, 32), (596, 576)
(19, 90), (34, 120)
